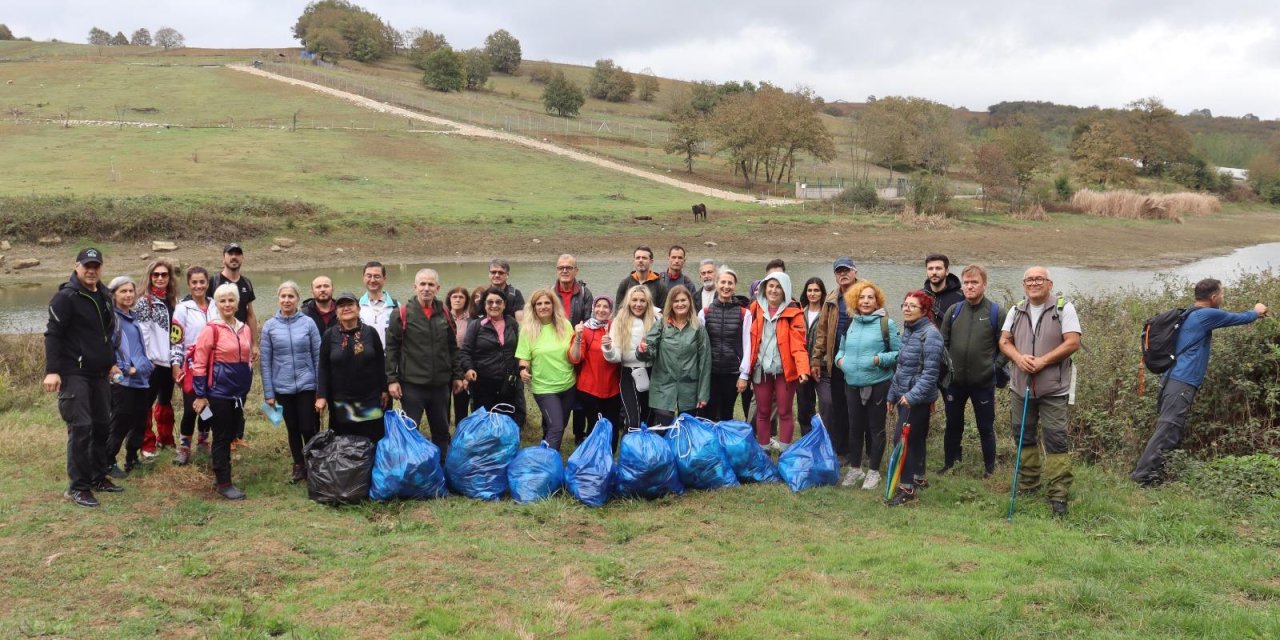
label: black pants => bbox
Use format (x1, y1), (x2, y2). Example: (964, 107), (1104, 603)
(179, 389), (210, 439)
(207, 397), (241, 485)
(106, 385), (149, 469)
(845, 379), (890, 471)
(578, 391), (623, 451)
(942, 384), (997, 472)
(796, 378), (819, 435)
(453, 388), (470, 426)
(401, 383), (452, 456)
(892, 402), (932, 488)
(1131, 378), (1197, 485)
(58, 375), (112, 492)
(619, 366), (651, 431)
(818, 368), (851, 461)
(534, 387), (577, 451)
(276, 391), (318, 467)
(705, 372), (741, 422)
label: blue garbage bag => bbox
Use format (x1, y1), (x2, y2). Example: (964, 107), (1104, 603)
(716, 420), (782, 484)
(371, 410), (448, 501)
(668, 414), (739, 490)
(445, 406), (521, 501)
(778, 417), (840, 492)
(508, 441), (565, 504)
(564, 416), (616, 507)
(613, 423), (684, 499)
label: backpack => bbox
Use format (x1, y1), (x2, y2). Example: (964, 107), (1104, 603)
(917, 331), (953, 391)
(1141, 307), (1202, 374)
(947, 300), (1008, 387)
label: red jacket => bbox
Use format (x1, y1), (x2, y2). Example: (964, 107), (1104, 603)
(569, 324), (621, 398)
(745, 302), (811, 383)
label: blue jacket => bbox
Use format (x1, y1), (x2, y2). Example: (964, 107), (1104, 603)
(835, 310), (900, 387)
(1169, 307), (1259, 388)
(112, 307), (153, 389)
(888, 317), (944, 406)
(260, 311), (322, 399)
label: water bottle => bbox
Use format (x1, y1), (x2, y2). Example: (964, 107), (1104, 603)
(111, 372), (125, 384)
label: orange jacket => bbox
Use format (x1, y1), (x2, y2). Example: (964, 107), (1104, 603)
(745, 302), (811, 383)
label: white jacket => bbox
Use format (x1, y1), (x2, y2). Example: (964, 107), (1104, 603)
(170, 297), (216, 366)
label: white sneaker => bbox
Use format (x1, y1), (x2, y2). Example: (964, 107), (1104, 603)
(861, 470), (881, 490)
(842, 467), (867, 487)
(768, 437), (782, 452)
(776, 440), (790, 453)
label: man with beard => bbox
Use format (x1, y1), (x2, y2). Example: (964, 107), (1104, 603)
(302, 275), (338, 333)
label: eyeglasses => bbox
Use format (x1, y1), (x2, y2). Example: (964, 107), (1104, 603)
(489, 270), (507, 276)
(902, 303), (922, 310)
(556, 266), (575, 271)
(151, 272), (169, 278)
(1023, 276), (1050, 285)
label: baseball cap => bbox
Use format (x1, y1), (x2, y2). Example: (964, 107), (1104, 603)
(76, 247), (103, 265)
(223, 242), (244, 254)
(335, 291), (359, 305)
(832, 257), (856, 271)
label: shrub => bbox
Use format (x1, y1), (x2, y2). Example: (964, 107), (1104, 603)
(1054, 174), (1073, 201)
(1070, 189), (1220, 220)
(1167, 452), (1280, 504)
(904, 171), (951, 216)
(0, 195), (318, 241)
(835, 182), (878, 210)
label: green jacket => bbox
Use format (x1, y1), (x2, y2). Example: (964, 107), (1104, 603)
(940, 296), (1007, 388)
(637, 319), (711, 414)
(384, 298), (462, 388)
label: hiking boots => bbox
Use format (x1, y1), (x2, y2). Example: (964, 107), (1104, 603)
(290, 464), (307, 484)
(841, 467), (867, 487)
(861, 470), (881, 490)
(65, 489), (99, 508)
(885, 487), (916, 507)
(1050, 500), (1068, 518)
(173, 445), (191, 466)
(216, 484), (246, 500)
(92, 478), (124, 493)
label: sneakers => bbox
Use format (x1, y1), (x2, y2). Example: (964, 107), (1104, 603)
(216, 484), (246, 500)
(913, 476), (930, 489)
(776, 440), (791, 453)
(196, 432), (210, 453)
(934, 463), (954, 475)
(173, 445), (191, 466)
(841, 467), (867, 487)
(861, 469), (881, 490)
(107, 464), (127, 479)
(140, 449), (158, 460)
(92, 478), (124, 493)
(767, 437), (782, 453)
(1050, 500), (1068, 518)
(290, 464), (307, 484)
(65, 489), (99, 508)
(885, 486), (916, 506)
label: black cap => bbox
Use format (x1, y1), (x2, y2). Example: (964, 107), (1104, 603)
(223, 242), (243, 254)
(76, 247), (103, 265)
(335, 291), (359, 305)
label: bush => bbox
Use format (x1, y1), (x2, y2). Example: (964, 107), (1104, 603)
(835, 182), (878, 210)
(1054, 174), (1073, 201)
(0, 195), (319, 242)
(904, 171), (951, 216)
(1167, 452), (1280, 504)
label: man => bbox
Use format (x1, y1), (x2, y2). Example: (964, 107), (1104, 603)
(696, 259), (717, 312)
(750, 258), (787, 299)
(616, 245), (668, 308)
(999, 266), (1082, 517)
(385, 269), (465, 455)
(209, 243), (258, 445)
(660, 245), (697, 301)
(43, 248), (123, 508)
(810, 257), (860, 465)
(301, 275), (338, 333)
(488, 258), (526, 321)
(552, 254), (594, 326)
(358, 260), (398, 347)
(923, 253), (964, 328)
(1131, 279), (1268, 486)
(939, 264), (1007, 478)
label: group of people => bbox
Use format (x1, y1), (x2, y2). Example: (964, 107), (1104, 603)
(44, 242), (1267, 513)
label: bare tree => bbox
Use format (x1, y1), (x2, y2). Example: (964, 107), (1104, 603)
(155, 27), (185, 50)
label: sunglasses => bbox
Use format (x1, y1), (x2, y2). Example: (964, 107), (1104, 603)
(151, 272), (170, 278)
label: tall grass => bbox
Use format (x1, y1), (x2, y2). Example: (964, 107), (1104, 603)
(1070, 189), (1221, 220)
(0, 195), (319, 242)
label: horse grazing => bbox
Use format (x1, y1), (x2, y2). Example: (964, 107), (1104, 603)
(691, 203), (707, 222)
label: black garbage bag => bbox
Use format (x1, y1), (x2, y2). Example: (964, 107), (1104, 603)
(304, 430), (376, 505)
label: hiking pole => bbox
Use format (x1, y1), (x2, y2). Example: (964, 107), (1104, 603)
(1007, 384), (1032, 522)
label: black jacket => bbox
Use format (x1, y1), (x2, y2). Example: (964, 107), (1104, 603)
(44, 273), (117, 377)
(318, 322), (386, 402)
(553, 281), (595, 326)
(459, 315), (520, 381)
(924, 273), (964, 328)
(702, 295), (749, 375)
(301, 298), (338, 334)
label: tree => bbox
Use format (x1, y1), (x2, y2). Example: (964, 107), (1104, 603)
(689, 81), (720, 114)
(664, 106), (705, 172)
(483, 29), (521, 74)
(1070, 114), (1137, 188)
(461, 48), (491, 90)
(1125, 97), (1192, 175)
(110, 31), (129, 46)
(88, 27), (111, 46)
(0, 24), (15, 40)
(588, 59), (635, 102)
(542, 71), (584, 117)
(991, 118), (1053, 208)
(856, 96), (964, 180)
(637, 68), (660, 102)
(130, 28), (152, 46)
(293, 1), (395, 62)
(973, 142), (1014, 212)
(422, 47), (464, 92)
(307, 27), (349, 62)
(407, 29), (448, 69)
(706, 84), (836, 187)
(155, 27), (184, 50)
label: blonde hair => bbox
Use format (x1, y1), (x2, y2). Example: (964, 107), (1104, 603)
(520, 288), (571, 343)
(662, 285), (700, 328)
(843, 279), (885, 315)
(213, 282), (240, 305)
(611, 285), (657, 354)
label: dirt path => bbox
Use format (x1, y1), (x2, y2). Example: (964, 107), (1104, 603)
(228, 64), (794, 206)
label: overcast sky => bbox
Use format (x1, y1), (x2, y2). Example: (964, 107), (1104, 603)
(7, 1), (1279, 118)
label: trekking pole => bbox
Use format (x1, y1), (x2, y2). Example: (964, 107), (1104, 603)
(1007, 384), (1032, 522)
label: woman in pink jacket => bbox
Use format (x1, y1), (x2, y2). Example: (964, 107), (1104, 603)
(192, 283), (254, 500)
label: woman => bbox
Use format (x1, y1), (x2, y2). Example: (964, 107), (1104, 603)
(460, 288), (521, 414)
(104, 276), (153, 478)
(638, 285), (711, 425)
(603, 285), (660, 431)
(260, 281), (322, 484)
(739, 273), (810, 450)
(316, 292), (389, 444)
(191, 283), (254, 500)
(568, 295), (623, 449)
(134, 258), (178, 457)
(447, 286), (477, 425)
(515, 289), (576, 450)
(171, 267), (216, 465)
(835, 280), (900, 490)
(885, 291), (944, 506)
(796, 277), (827, 433)
(471, 285), (488, 315)
(697, 267), (749, 422)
